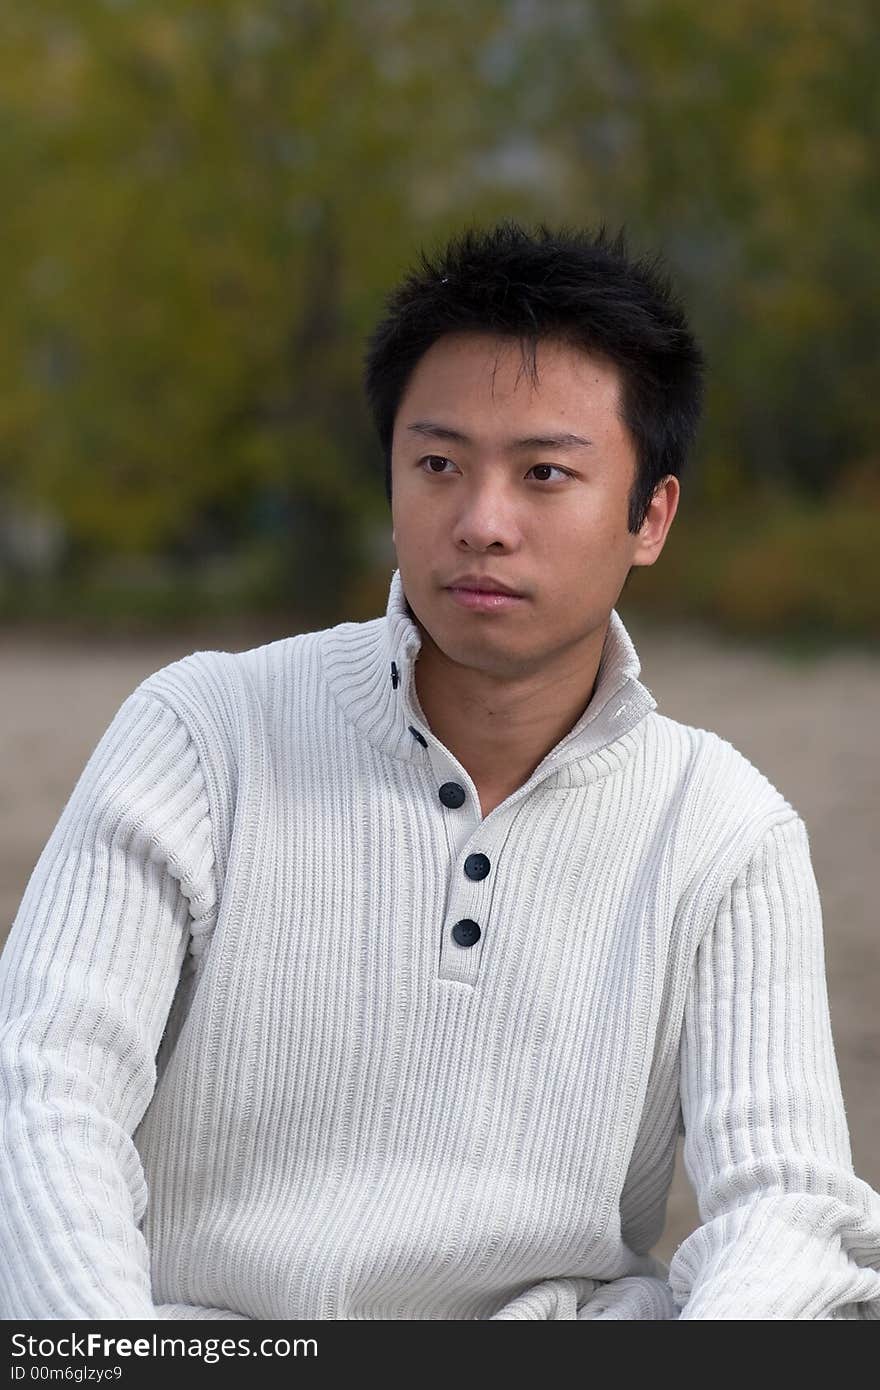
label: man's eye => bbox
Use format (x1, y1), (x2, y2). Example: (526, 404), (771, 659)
(418, 456), (571, 481)
(418, 455), (455, 474)
(527, 464), (571, 481)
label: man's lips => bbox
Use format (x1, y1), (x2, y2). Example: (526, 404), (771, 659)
(445, 576), (526, 597)
(449, 585), (522, 594)
(445, 586), (527, 610)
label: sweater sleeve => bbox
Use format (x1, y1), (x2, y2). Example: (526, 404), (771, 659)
(668, 815), (880, 1320)
(0, 687), (217, 1319)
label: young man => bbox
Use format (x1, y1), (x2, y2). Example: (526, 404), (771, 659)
(2, 222), (879, 1321)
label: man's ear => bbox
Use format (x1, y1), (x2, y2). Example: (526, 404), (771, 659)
(631, 475), (680, 569)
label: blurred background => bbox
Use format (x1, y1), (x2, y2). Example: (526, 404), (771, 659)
(1, 0), (878, 1265)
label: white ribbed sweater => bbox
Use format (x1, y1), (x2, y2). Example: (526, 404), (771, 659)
(2, 569), (880, 1321)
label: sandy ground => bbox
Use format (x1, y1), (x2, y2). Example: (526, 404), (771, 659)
(1, 612), (877, 1267)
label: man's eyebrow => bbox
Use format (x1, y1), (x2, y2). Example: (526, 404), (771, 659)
(405, 421), (594, 451)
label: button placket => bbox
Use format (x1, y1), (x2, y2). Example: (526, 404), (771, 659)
(440, 845), (500, 983)
(397, 685), (560, 987)
(415, 736), (500, 984)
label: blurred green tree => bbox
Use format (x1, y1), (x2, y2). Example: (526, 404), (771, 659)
(0, 0), (876, 632)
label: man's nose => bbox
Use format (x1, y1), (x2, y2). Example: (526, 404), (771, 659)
(453, 477), (520, 548)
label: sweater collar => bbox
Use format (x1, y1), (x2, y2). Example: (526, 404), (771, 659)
(321, 567), (657, 776)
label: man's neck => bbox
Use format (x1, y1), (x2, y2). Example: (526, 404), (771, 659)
(411, 622), (608, 798)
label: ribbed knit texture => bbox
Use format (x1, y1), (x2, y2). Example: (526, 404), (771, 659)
(2, 569), (879, 1320)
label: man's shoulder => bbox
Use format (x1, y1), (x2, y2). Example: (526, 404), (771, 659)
(131, 641), (272, 716)
(130, 611), (385, 721)
(639, 711), (804, 908)
(642, 709), (799, 826)
(134, 622), (335, 700)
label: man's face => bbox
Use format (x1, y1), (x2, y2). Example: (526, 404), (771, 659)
(390, 331), (668, 681)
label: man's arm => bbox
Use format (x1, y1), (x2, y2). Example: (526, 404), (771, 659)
(668, 815), (880, 1319)
(0, 687), (217, 1319)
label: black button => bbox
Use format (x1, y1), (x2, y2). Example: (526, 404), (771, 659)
(464, 853), (490, 880)
(452, 919), (481, 947)
(439, 782), (466, 808)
